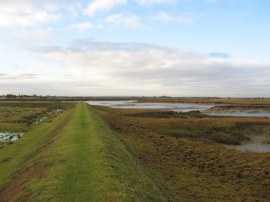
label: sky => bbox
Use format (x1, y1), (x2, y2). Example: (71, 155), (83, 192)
(0, 0), (270, 97)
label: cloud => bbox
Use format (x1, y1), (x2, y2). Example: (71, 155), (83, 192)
(84, 0), (127, 17)
(0, 0), (61, 28)
(33, 41), (270, 96)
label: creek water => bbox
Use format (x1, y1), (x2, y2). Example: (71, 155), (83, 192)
(0, 132), (24, 142)
(225, 135), (270, 153)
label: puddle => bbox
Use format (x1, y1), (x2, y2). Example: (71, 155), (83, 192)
(0, 132), (24, 142)
(225, 135), (270, 153)
(33, 108), (64, 124)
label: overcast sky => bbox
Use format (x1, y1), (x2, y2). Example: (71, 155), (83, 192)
(0, 0), (270, 97)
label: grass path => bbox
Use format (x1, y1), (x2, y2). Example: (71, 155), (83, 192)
(0, 103), (166, 201)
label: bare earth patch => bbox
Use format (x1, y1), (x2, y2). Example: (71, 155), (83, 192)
(0, 165), (42, 201)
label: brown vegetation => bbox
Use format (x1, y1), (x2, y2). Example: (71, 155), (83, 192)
(95, 106), (270, 201)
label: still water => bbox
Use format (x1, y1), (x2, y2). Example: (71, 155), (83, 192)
(87, 100), (214, 112)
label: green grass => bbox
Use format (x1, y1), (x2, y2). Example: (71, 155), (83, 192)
(0, 103), (166, 201)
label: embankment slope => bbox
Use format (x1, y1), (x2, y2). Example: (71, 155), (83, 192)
(0, 103), (166, 201)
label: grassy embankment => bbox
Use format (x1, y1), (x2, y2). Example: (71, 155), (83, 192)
(96, 106), (270, 202)
(0, 103), (167, 201)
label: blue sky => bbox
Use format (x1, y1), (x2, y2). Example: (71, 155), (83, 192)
(0, 0), (270, 97)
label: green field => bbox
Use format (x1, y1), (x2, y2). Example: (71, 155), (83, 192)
(1, 101), (270, 201)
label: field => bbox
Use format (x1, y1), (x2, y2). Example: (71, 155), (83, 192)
(0, 100), (270, 201)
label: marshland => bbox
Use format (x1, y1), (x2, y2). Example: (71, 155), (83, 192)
(0, 98), (270, 201)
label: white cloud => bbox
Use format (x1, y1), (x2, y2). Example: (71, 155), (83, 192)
(136, 0), (177, 5)
(0, 1), (61, 28)
(103, 13), (141, 29)
(84, 0), (127, 17)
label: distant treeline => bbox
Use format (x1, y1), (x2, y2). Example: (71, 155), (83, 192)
(0, 94), (269, 103)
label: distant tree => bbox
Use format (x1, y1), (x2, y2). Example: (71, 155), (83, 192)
(6, 94), (16, 99)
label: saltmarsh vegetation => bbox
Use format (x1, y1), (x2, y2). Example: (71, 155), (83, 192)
(95, 106), (270, 202)
(0, 103), (166, 201)
(141, 115), (270, 145)
(0, 102), (71, 132)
